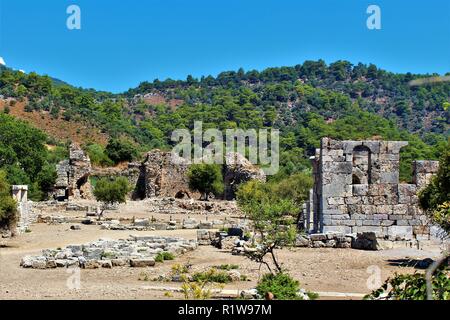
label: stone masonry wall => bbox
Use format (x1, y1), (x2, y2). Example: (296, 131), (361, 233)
(307, 138), (439, 240)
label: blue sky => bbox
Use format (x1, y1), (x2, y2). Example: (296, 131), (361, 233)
(0, 0), (449, 93)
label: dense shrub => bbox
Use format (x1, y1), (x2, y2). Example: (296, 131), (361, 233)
(419, 144), (450, 232)
(187, 164), (224, 201)
(93, 177), (131, 213)
(256, 273), (302, 300)
(364, 266), (450, 300)
(105, 138), (139, 164)
(84, 143), (113, 167)
(192, 269), (232, 284)
(155, 252), (175, 262)
(0, 170), (17, 228)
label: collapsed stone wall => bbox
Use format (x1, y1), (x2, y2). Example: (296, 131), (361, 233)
(52, 148), (264, 201)
(306, 138), (439, 241)
(143, 150), (197, 199)
(139, 150), (265, 200)
(52, 144), (93, 201)
(91, 162), (145, 200)
(223, 153), (266, 200)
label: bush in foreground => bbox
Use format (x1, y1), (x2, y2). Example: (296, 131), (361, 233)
(256, 272), (317, 300)
(364, 266), (450, 300)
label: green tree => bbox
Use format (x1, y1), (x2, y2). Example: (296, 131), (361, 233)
(419, 143), (450, 232)
(187, 164), (224, 201)
(105, 138), (139, 164)
(237, 180), (298, 274)
(0, 170), (17, 229)
(84, 143), (113, 167)
(93, 177), (131, 216)
(36, 164), (57, 197)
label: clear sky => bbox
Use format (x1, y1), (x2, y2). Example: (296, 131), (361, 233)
(0, 0), (449, 93)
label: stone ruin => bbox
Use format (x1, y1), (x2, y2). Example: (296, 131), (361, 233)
(53, 144), (93, 201)
(143, 149), (197, 199)
(141, 150), (265, 200)
(51, 147), (265, 202)
(304, 138), (439, 242)
(9, 185), (37, 235)
(223, 152), (266, 200)
(20, 235), (197, 269)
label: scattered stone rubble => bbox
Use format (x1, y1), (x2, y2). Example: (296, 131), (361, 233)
(20, 236), (197, 269)
(198, 228), (438, 252)
(144, 197), (242, 215)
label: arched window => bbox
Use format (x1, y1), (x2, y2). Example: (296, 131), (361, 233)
(352, 174), (361, 185)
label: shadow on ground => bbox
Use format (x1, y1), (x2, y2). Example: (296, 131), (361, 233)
(386, 258), (434, 269)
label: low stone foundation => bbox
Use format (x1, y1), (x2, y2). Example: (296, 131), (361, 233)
(20, 236), (197, 269)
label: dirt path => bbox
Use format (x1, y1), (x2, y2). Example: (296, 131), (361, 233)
(0, 223), (442, 300)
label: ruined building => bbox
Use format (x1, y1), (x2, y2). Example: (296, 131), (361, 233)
(52, 147), (265, 201)
(305, 138), (439, 241)
(53, 144), (93, 201)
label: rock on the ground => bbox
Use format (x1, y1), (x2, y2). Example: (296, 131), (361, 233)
(20, 236), (197, 269)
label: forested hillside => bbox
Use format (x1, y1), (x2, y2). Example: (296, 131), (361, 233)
(0, 60), (448, 192)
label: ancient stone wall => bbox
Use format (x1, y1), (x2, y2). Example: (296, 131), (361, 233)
(12, 185), (37, 234)
(223, 152), (266, 200)
(143, 150), (196, 199)
(91, 162), (146, 200)
(307, 138), (439, 240)
(52, 144), (93, 201)
(52, 147), (265, 201)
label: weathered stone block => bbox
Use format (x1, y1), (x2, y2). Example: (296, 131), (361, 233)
(380, 172), (399, 184)
(392, 204), (408, 215)
(310, 233), (327, 241)
(322, 226), (352, 234)
(361, 205), (377, 215)
(328, 197), (345, 205)
(352, 226), (383, 236)
(353, 184), (369, 196)
(363, 220), (381, 226)
(387, 226), (413, 240)
(130, 258), (156, 267)
(312, 241), (326, 248)
(376, 205), (392, 214)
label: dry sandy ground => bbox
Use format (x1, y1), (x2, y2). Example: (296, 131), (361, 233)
(0, 221), (442, 300)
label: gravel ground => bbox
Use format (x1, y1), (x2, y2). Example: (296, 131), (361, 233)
(0, 216), (442, 300)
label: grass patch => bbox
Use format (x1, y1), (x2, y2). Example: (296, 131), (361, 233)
(215, 264), (239, 271)
(155, 251), (175, 263)
(192, 269), (233, 284)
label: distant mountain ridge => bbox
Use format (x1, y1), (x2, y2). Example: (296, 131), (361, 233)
(0, 60), (448, 181)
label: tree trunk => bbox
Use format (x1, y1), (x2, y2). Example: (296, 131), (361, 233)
(269, 245), (282, 273)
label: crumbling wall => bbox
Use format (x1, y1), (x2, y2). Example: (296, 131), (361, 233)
(307, 138), (439, 241)
(143, 150), (196, 199)
(53, 147), (265, 202)
(91, 162), (146, 200)
(52, 144), (93, 201)
(223, 152), (266, 200)
(12, 185), (37, 234)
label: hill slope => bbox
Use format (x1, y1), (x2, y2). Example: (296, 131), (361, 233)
(0, 60), (448, 181)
